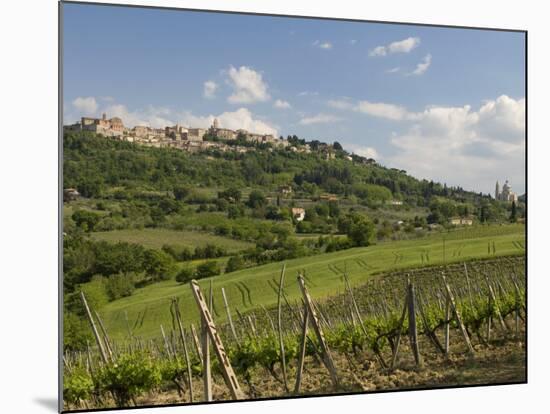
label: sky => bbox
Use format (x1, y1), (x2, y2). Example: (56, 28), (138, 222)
(62, 3), (526, 195)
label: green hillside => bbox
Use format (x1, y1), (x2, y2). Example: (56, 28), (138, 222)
(97, 224), (524, 341)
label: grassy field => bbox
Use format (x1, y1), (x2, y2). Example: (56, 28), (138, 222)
(90, 228), (253, 252)
(93, 224), (525, 341)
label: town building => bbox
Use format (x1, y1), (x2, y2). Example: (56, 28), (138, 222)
(186, 128), (206, 141)
(65, 113), (125, 137)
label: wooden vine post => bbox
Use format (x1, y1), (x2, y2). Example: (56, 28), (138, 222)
(201, 281), (213, 402)
(277, 264), (289, 392)
(190, 280), (245, 400)
(444, 295), (451, 355)
(442, 274), (475, 356)
(407, 280), (423, 367)
(190, 324), (203, 364)
(390, 296), (408, 369)
(94, 311), (114, 361)
(221, 287), (239, 345)
(171, 298), (194, 403)
(80, 291), (109, 364)
(297, 274), (339, 387)
(294, 302), (309, 394)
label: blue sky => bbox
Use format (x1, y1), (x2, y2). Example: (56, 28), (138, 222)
(63, 3), (526, 195)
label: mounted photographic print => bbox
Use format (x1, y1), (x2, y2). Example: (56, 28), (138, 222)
(60, 1), (526, 411)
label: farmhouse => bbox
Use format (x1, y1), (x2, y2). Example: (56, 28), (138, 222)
(63, 188), (80, 202)
(450, 217), (474, 226)
(278, 185), (293, 196)
(319, 193), (338, 202)
(291, 207), (306, 222)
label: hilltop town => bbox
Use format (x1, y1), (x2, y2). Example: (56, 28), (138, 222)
(65, 113), (314, 155)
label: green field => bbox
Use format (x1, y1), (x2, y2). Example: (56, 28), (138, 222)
(95, 224), (525, 341)
(91, 228), (253, 252)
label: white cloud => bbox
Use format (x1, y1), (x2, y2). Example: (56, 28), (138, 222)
(226, 65), (270, 104)
(385, 95), (525, 194)
(298, 91), (319, 97)
(299, 113), (342, 125)
(350, 39), (358, 45)
(386, 67), (401, 74)
(327, 99), (354, 110)
(369, 37), (420, 57)
(313, 40), (333, 50)
(72, 96), (98, 116)
(353, 146), (380, 159)
(356, 101), (419, 121)
(274, 99), (292, 109)
(327, 98), (420, 121)
(409, 54), (432, 76)
(181, 108), (278, 136)
(203, 80), (218, 99)
(104, 104), (174, 128)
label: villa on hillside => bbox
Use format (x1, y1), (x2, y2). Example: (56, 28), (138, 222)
(292, 207), (306, 222)
(449, 216), (474, 226)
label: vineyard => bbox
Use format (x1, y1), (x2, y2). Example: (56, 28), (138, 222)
(63, 254), (526, 411)
(97, 224), (525, 341)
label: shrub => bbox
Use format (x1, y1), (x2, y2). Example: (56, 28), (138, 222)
(195, 261), (221, 279)
(175, 266), (195, 284)
(72, 210), (102, 232)
(63, 367), (94, 407)
(104, 272), (137, 301)
(225, 255), (246, 273)
(96, 352), (162, 407)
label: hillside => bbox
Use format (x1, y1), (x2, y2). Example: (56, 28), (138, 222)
(95, 224), (523, 340)
(62, 131), (526, 349)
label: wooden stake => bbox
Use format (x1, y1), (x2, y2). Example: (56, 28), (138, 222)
(407, 281), (422, 366)
(80, 292), (108, 364)
(94, 311), (114, 361)
(190, 323), (203, 364)
(221, 287), (239, 345)
(277, 264), (289, 393)
(202, 281), (213, 402)
(160, 324), (173, 360)
(190, 280), (245, 400)
(297, 275), (339, 387)
(391, 294), (408, 369)
(294, 303), (309, 394)
(444, 295), (450, 355)
(442, 275), (475, 356)
(172, 299), (194, 403)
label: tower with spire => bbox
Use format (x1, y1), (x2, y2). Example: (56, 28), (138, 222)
(495, 181), (500, 200)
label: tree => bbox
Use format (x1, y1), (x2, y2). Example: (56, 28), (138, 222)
(247, 190), (267, 209)
(510, 201), (517, 222)
(175, 266), (195, 284)
(219, 187), (242, 203)
(195, 261), (221, 279)
(143, 250), (176, 282)
(225, 255), (245, 273)
(333, 141), (343, 151)
(346, 213), (376, 247)
(72, 210), (102, 232)
(173, 185), (191, 201)
(105, 272), (137, 301)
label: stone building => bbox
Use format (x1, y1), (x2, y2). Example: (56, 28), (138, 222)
(77, 113), (124, 137)
(186, 128), (206, 141)
(495, 180), (518, 203)
(291, 207), (306, 222)
(209, 119), (237, 140)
